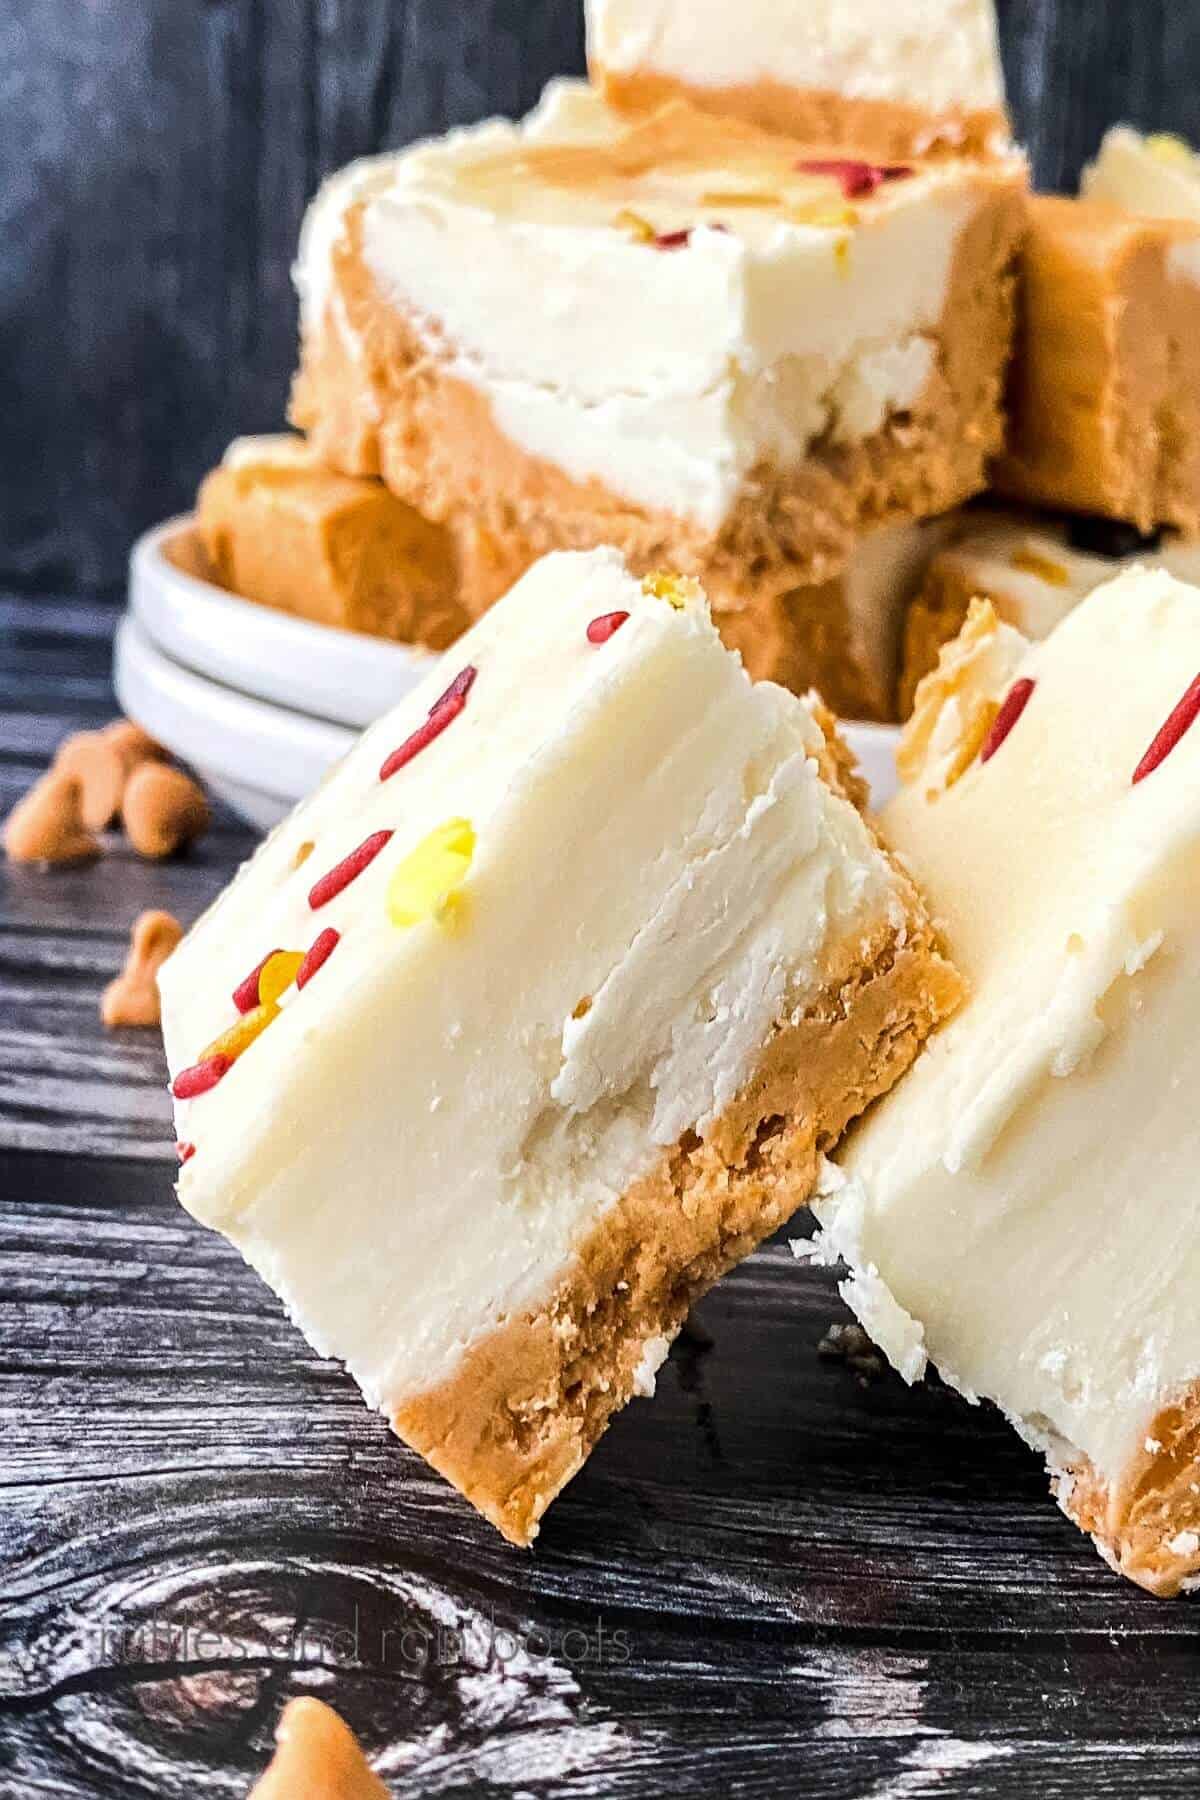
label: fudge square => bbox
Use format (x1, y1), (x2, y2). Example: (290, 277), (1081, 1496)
(1083, 124), (1200, 226)
(193, 434), (466, 650)
(291, 80), (1026, 621)
(161, 547), (959, 1545)
(586, 0), (1011, 160)
(814, 570), (1200, 1595)
(897, 507), (1200, 714)
(995, 195), (1200, 534)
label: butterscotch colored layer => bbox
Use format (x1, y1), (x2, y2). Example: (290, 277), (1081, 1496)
(1057, 1389), (1200, 1598)
(593, 65), (1010, 162)
(195, 447), (467, 650)
(293, 192), (1021, 706)
(393, 917), (960, 1546)
(995, 197), (1200, 534)
(455, 514), (920, 721)
(898, 550), (984, 715)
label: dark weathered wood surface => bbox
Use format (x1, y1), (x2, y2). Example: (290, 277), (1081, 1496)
(4, 593), (1200, 1798)
(7, 0), (1200, 593)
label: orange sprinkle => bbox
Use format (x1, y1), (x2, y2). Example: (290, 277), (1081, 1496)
(200, 1000), (280, 1065)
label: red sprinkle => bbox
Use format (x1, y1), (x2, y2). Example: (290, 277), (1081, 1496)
(380, 665), (478, 781)
(587, 610), (630, 645)
(980, 677), (1036, 764)
(296, 927), (340, 989)
(172, 1055), (232, 1100)
(794, 158), (914, 198)
(653, 223), (728, 251)
(232, 949), (279, 1015)
(308, 830), (393, 910)
(1132, 672), (1200, 784)
(176, 1141), (196, 1165)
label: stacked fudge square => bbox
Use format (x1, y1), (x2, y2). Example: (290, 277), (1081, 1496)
(189, 0), (1027, 722)
(899, 126), (1200, 702)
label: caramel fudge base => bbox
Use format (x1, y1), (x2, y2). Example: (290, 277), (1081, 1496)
(395, 919), (960, 1546)
(995, 197), (1200, 535)
(1060, 1388), (1200, 1598)
(195, 439), (467, 649)
(592, 65), (1010, 162)
(292, 188), (1021, 671)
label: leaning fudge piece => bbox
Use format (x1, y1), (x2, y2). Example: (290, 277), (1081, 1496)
(814, 570), (1200, 1595)
(161, 548), (959, 1545)
(1083, 125), (1200, 224)
(292, 81), (1027, 619)
(995, 197), (1200, 534)
(898, 507), (1200, 713)
(586, 0), (1010, 159)
(193, 435), (466, 649)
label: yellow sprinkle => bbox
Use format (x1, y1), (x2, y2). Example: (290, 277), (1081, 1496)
(572, 996), (593, 1020)
(201, 1001), (280, 1064)
(613, 208), (655, 243)
(387, 818), (476, 929)
(788, 200), (858, 230)
(1010, 547), (1071, 586)
(700, 189), (779, 208)
(1147, 132), (1193, 166)
(258, 949), (305, 1007)
(642, 571), (702, 610)
(292, 839), (315, 870)
(834, 235), (852, 274)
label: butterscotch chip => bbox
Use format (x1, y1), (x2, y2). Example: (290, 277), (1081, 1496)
(52, 732), (125, 831)
(101, 910), (184, 1029)
(123, 763), (211, 859)
(249, 1698), (387, 1799)
(104, 718), (167, 774)
(3, 772), (101, 866)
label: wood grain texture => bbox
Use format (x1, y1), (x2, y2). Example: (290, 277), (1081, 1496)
(3, 599), (1200, 1795)
(6, 1), (1200, 592)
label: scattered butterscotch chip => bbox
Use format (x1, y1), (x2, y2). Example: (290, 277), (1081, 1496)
(101, 910), (184, 1029)
(3, 772), (101, 865)
(52, 733), (125, 831)
(249, 1697), (387, 1799)
(104, 717), (167, 775)
(123, 763), (211, 859)
(50, 718), (166, 832)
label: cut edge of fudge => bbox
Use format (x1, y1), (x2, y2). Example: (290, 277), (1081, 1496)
(815, 573), (1200, 1595)
(290, 87), (1027, 617)
(161, 547), (961, 1545)
(994, 195), (1200, 535)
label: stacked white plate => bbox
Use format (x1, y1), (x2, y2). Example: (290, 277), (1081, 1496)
(118, 517), (901, 831)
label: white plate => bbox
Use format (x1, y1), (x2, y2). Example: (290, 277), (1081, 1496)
(114, 613), (355, 830)
(115, 605), (900, 831)
(129, 516), (437, 728)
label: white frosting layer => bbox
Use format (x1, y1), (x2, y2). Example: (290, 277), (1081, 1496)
(295, 80), (1004, 529)
(818, 568), (1200, 1492)
(1083, 126), (1200, 225)
(162, 549), (906, 1417)
(586, 0), (1007, 117)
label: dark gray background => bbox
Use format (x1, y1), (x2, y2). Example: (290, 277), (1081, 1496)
(4, 0), (1199, 594)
